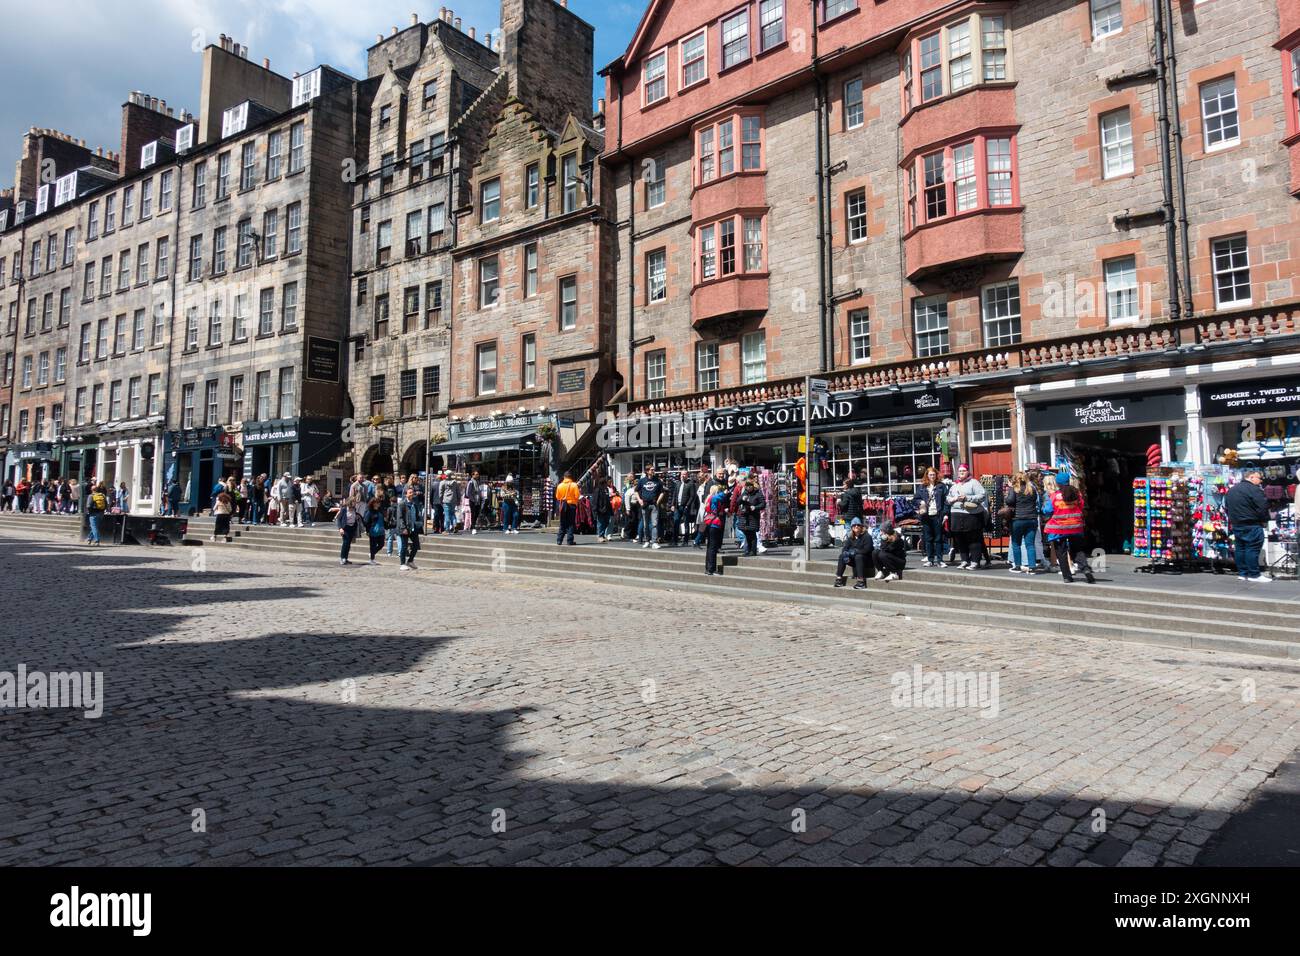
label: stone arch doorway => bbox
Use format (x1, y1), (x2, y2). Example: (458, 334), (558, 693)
(360, 444), (394, 477)
(400, 441), (427, 476)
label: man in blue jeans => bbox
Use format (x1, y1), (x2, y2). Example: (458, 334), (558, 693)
(1225, 470), (1271, 583)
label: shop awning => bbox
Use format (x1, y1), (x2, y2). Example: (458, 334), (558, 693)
(434, 424), (540, 455)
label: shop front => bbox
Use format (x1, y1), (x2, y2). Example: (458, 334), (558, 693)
(240, 417), (343, 484)
(607, 386), (957, 495)
(168, 427), (241, 515)
(434, 413), (563, 519)
(97, 417), (166, 515)
(59, 439), (99, 485)
(9, 441), (58, 483)
(1021, 387), (1188, 553)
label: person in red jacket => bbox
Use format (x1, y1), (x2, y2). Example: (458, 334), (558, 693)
(1044, 474), (1094, 583)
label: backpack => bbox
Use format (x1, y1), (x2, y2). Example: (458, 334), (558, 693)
(90, 492), (108, 511)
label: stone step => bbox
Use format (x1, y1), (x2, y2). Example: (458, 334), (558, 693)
(203, 532), (1299, 655)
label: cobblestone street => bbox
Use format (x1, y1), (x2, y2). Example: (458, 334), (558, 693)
(2, 528), (1297, 867)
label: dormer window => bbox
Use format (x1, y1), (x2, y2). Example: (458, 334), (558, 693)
(292, 68), (322, 108)
(141, 141), (158, 169)
(54, 173), (76, 207)
(35, 185), (50, 215)
(423, 80), (438, 110)
(380, 105), (393, 128)
(175, 124), (195, 153)
(222, 102), (250, 138)
(643, 49), (668, 106)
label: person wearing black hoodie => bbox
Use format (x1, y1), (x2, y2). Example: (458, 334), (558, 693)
(834, 517), (874, 590)
(875, 523), (908, 580)
(838, 477), (864, 526)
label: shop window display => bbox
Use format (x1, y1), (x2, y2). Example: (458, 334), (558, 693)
(826, 426), (944, 497)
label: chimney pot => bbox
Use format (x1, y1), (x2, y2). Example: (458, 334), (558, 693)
(411, 12), (418, 25)
(263, 57), (270, 69)
(391, 26), (398, 36)
(454, 17), (461, 29)
(469, 26), (475, 40)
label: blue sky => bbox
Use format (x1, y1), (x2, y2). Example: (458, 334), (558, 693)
(0, 0), (643, 191)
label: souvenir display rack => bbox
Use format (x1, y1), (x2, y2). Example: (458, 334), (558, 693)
(1132, 476), (1203, 573)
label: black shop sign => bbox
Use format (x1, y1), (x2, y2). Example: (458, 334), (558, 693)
(1199, 376), (1300, 419)
(605, 387), (953, 449)
(1024, 389), (1185, 433)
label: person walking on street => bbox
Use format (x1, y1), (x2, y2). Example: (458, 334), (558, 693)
(1005, 471), (1041, 573)
(85, 483), (108, 545)
(737, 474), (766, 557)
(211, 491), (233, 542)
(702, 482), (728, 576)
(947, 464), (988, 570)
(1044, 473), (1094, 583)
(912, 467), (948, 567)
(555, 470), (581, 545)
(363, 498), (388, 564)
(397, 484), (423, 570)
(834, 517), (874, 589)
(336, 494), (362, 566)
(301, 477), (319, 527)
(467, 470), (483, 534)
(500, 479), (522, 534)
(1226, 469), (1271, 583)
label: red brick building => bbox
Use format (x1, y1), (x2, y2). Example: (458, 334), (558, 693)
(599, 0), (1300, 547)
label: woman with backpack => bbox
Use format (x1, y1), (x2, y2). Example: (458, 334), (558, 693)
(365, 498), (389, 564)
(85, 483), (108, 546)
(947, 464), (988, 570)
(1004, 471), (1041, 573)
(1044, 472), (1095, 583)
(737, 474), (766, 557)
(912, 467), (948, 567)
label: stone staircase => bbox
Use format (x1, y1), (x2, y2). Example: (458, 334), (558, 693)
(6, 511), (1297, 660)
(80, 514), (1300, 660)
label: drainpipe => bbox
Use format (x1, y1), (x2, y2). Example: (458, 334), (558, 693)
(615, 80), (636, 405)
(1163, 0), (1194, 318)
(811, 1), (829, 373)
(1152, 0), (1182, 322)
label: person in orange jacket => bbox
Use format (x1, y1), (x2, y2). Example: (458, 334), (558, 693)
(555, 470), (581, 545)
(794, 456), (808, 507)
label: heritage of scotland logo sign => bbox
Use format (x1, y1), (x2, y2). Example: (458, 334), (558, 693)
(1074, 399), (1128, 426)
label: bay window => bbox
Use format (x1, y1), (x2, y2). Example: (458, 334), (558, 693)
(696, 113), (762, 183)
(909, 134), (1017, 229)
(905, 12), (1013, 110)
(697, 214), (766, 283)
